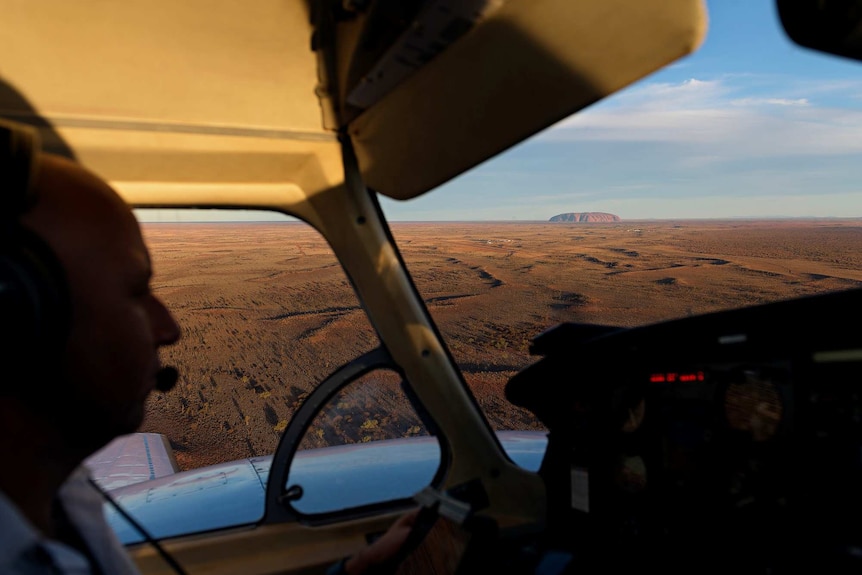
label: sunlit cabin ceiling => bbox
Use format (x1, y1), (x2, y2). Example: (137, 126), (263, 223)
(0, 0), (706, 205)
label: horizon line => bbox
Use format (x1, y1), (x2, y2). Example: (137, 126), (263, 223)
(137, 216), (862, 223)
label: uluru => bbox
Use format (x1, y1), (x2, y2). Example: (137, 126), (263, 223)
(549, 212), (621, 223)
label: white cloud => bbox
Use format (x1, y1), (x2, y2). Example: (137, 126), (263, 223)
(792, 78), (862, 95)
(542, 77), (862, 156)
(730, 97), (809, 106)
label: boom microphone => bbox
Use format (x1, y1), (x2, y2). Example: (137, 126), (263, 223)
(155, 366), (179, 392)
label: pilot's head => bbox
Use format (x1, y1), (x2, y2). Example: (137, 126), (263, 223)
(1, 120), (180, 451)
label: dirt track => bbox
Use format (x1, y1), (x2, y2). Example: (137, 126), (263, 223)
(139, 220), (862, 469)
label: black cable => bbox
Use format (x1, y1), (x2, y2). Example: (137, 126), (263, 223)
(87, 478), (189, 575)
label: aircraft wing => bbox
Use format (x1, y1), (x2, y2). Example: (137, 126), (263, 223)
(84, 433), (180, 492)
(102, 431), (546, 545)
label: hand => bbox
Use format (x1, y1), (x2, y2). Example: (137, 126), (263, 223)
(344, 509), (422, 575)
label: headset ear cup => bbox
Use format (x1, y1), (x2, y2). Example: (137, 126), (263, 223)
(0, 120), (69, 382)
(0, 226), (71, 377)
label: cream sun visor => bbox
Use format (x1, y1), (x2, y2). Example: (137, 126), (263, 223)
(348, 0), (707, 200)
(0, 0), (328, 201)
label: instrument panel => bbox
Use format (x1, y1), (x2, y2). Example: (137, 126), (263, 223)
(506, 288), (862, 573)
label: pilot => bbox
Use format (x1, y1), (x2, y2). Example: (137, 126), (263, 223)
(0, 120), (415, 574)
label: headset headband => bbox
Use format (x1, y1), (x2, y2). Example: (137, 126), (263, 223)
(0, 119), (41, 216)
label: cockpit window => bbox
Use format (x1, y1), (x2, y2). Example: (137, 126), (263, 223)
(140, 215), (380, 469)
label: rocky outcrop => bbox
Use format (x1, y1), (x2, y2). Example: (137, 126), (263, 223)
(549, 212), (621, 223)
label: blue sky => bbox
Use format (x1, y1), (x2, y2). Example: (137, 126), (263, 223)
(379, 0), (862, 221)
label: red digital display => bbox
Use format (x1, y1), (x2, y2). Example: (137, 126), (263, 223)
(649, 371), (705, 383)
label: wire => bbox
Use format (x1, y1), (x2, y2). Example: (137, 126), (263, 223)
(87, 478), (189, 575)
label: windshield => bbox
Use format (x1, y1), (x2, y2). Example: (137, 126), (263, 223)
(381, 0), (862, 430)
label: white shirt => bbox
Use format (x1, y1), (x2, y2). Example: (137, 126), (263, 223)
(0, 467), (140, 574)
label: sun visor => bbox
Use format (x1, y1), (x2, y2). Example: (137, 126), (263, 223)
(0, 0), (338, 203)
(346, 0), (707, 200)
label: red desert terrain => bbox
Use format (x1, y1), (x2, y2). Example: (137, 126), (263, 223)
(139, 220), (862, 470)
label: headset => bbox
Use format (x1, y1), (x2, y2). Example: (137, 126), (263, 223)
(0, 119), (71, 372)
